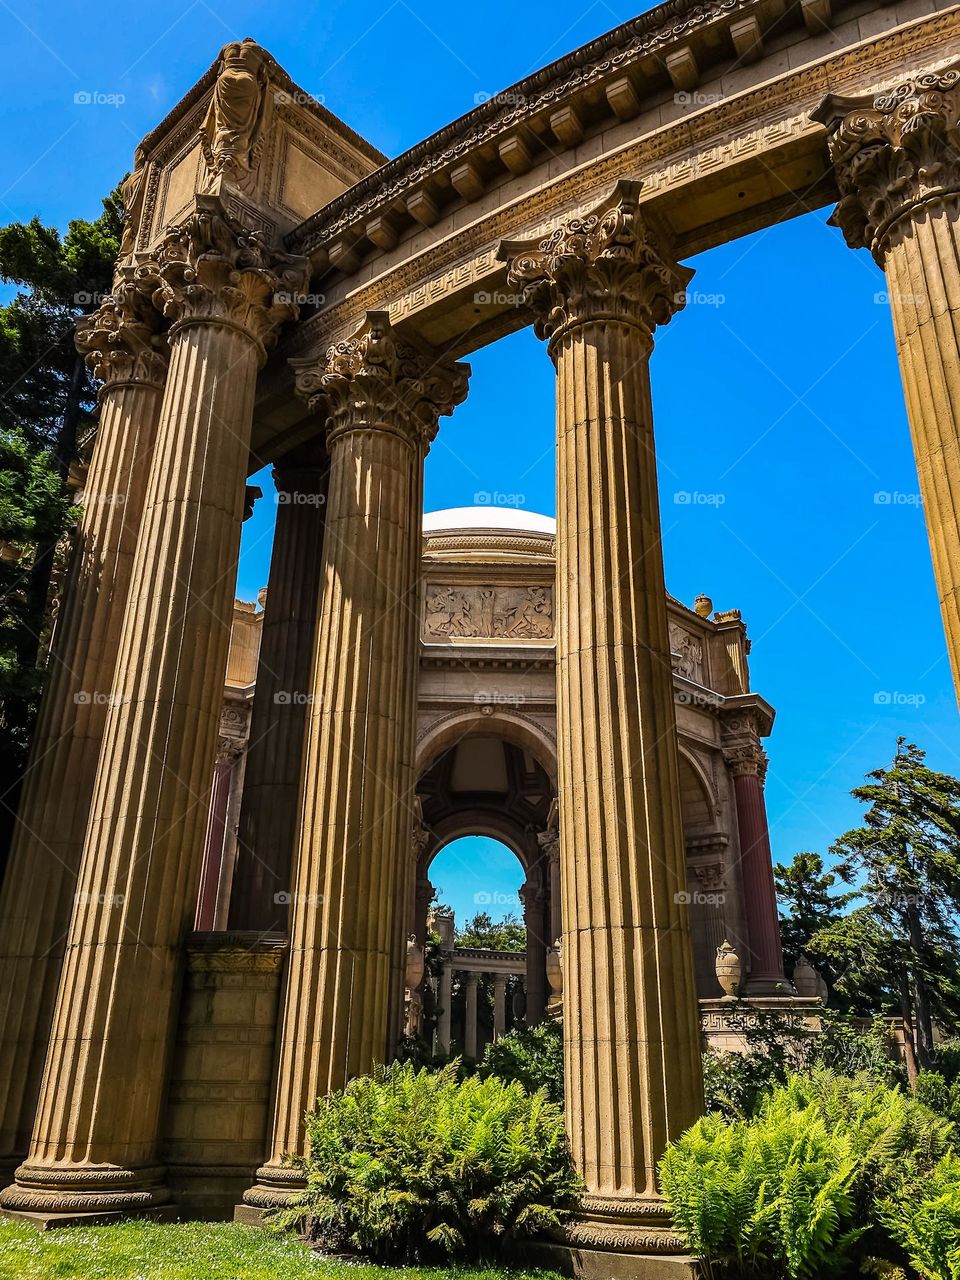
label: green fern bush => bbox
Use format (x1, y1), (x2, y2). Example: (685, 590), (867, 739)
(660, 1070), (954, 1280)
(478, 1018), (564, 1103)
(882, 1153), (960, 1280)
(274, 1060), (581, 1263)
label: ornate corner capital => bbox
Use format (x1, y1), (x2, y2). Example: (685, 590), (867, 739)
(217, 734), (246, 765)
(136, 196), (309, 363)
(722, 743), (764, 778)
(692, 860), (727, 892)
(813, 64), (960, 264)
(292, 311), (470, 452)
(497, 180), (693, 354)
(75, 280), (168, 392)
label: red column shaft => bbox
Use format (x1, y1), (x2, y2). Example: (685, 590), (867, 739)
(732, 770), (785, 989)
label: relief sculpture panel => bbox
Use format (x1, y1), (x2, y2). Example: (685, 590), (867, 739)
(669, 622), (704, 682)
(423, 583), (553, 640)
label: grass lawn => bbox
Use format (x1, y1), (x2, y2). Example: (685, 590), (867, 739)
(0, 1219), (561, 1280)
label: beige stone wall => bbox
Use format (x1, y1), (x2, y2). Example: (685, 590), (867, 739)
(164, 936), (286, 1218)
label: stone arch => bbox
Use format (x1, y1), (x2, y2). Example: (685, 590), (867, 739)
(416, 708), (557, 785)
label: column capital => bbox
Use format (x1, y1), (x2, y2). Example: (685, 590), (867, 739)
(75, 279), (168, 392)
(136, 196), (309, 363)
(498, 180), (693, 354)
(813, 64), (960, 265)
(292, 311), (470, 452)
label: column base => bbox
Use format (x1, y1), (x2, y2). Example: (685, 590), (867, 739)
(1, 1204), (179, 1231)
(556, 1194), (687, 1254)
(0, 1162), (171, 1218)
(521, 1241), (697, 1279)
(240, 1163), (305, 1212)
(741, 975), (794, 996)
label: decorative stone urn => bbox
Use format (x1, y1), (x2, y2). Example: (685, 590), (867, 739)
(404, 935), (425, 1035)
(715, 940), (741, 998)
(792, 955), (819, 998)
(512, 986), (527, 1021)
(405, 934), (425, 992)
(545, 939), (563, 1016)
(694, 593), (713, 618)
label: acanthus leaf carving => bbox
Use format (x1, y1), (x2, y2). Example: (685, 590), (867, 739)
(135, 196), (309, 363)
(292, 310), (470, 451)
(498, 180), (693, 353)
(75, 278), (169, 391)
(813, 63), (960, 264)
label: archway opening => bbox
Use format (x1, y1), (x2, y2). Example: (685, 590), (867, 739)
(417, 834), (546, 1060)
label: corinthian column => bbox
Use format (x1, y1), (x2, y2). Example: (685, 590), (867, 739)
(722, 715), (785, 993)
(500, 181), (703, 1255)
(0, 198), (307, 1220)
(243, 314), (468, 1210)
(814, 68), (960, 698)
(228, 440), (330, 931)
(0, 281), (167, 1181)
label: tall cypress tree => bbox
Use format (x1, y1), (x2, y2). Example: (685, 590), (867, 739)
(810, 739), (960, 1078)
(0, 191), (122, 874)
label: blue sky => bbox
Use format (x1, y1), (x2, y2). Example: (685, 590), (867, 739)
(2, 0), (957, 925)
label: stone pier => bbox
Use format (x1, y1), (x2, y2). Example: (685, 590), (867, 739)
(0, 281), (167, 1180)
(0, 201), (307, 1221)
(243, 315), (468, 1210)
(501, 181), (704, 1258)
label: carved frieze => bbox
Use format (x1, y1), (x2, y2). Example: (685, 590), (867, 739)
(423, 583), (553, 640)
(669, 622), (703, 682)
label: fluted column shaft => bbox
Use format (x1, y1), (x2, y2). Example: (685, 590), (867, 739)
(464, 974), (479, 1059)
(553, 319), (702, 1211)
(437, 961), (453, 1055)
(815, 70), (960, 698)
(0, 201), (307, 1217)
(245, 313), (468, 1208)
(196, 758), (235, 932)
(885, 212), (960, 677)
(501, 182), (703, 1252)
(0, 285), (166, 1176)
(493, 975), (507, 1039)
(228, 443), (329, 931)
